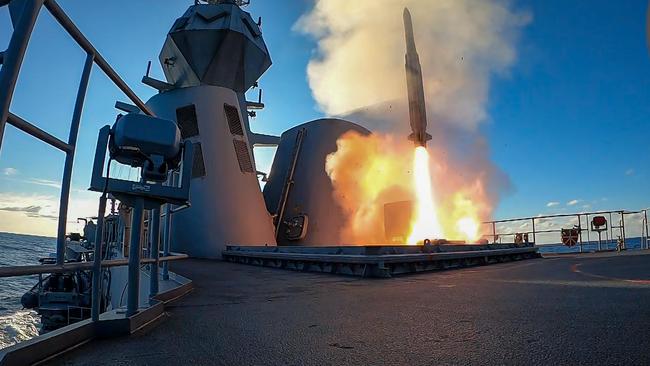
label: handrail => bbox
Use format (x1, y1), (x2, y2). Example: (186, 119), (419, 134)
(0, 253), (188, 277)
(0, 0), (44, 152)
(482, 208), (649, 251)
(6, 111), (73, 152)
(483, 209), (629, 224)
(1, 0), (158, 268)
(43, 0), (154, 116)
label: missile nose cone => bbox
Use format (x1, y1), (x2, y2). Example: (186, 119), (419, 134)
(403, 8), (412, 27)
(403, 7), (416, 51)
(403, 7), (411, 20)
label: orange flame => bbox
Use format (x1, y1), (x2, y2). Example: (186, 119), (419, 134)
(325, 131), (413, 244)
(326, 131), (491, 244)
(407, 146), (443, 244)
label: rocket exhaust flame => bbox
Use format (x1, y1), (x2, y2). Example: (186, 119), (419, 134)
(407, 146), (442, 244)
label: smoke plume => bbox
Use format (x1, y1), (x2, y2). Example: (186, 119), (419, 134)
(296, 0), (529, 242)
(296, 0), (530, 130)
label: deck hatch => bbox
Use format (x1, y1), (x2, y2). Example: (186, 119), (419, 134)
(176, 104), (200, 139)
(224, 104), (244, 136)
(233, 139), (254, 173)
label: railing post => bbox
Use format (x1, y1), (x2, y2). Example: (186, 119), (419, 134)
(585, 214), (591, 251)
(578, 215), (583, 253)
(91, 194), (107, 321)
(491, 222), (496, 244)
(149, 207), (160, 299)
(162, 203), (171, 281)
(609, 212), (614, 250)
(531, 218), (536, 244)
(127, 198), (144, 317)
(55, 52), (94, 265)
(621, 211), (627, 249)
(0, 0), (44, 152)
(643, 210), (650, 249)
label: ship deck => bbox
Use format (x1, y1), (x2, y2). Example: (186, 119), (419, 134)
(48, 251), (650, 365)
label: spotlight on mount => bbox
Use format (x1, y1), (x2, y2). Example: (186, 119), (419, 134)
(109, 113), (182, 183)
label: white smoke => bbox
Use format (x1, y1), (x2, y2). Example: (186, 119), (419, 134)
(295, 0), (530, 131)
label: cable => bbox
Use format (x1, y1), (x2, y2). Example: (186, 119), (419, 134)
(103, 157), (113, 198)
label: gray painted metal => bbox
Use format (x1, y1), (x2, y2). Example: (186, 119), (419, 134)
(149, 208), (161, 298)
(6, 112), (72, 152)
(159, 2), (271, 91)
(249, 132), (280, 147)
(91, 194), (107, 322)
(263, 119), (371, 246)
(141, 75), (174, 92)
(114, 101), (140, 114)
(89, 126), (194, 206)
(162, 204), (171, 280)
(403, 8), (432, 147)
(274, 128), (305, 239)
(56, 52), (94, 265)
(223, 244), (539, 278)
(161, 173), (179, 281)
(0, 0), (44, 152)
(127, 198), (144, 317)
(0, 254), (188, 278)
(91, 114), (192, 316)
(146, 85), (276, 257)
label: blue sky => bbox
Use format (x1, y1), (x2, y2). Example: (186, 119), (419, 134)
(0, 0), (648, 236)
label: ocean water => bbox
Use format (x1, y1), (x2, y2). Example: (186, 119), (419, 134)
(0, 232), (54, 349)
(537, 236), (646, 254)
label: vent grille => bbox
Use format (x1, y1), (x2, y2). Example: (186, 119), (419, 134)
(233, 139), (254, 173)
(176, 104), (200, 139)
(224, 104), (244, 136)
(192, 142), (206, 178)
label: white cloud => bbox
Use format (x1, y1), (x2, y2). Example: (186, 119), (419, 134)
(25, 178), (61, 189)
(625, 168), (635, 176)
(0, 191), (99, 236)
(3, 168), (18, 176)
(567, 199), (580, 206)
(546, 201), (560, 207)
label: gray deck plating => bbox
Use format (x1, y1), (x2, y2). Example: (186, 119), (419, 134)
(48, 251), (650, 366)
(222, 243), (539, 277)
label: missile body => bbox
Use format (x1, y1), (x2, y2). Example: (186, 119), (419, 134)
(403, 8), (432, 147)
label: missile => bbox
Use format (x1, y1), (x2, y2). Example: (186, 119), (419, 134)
(403, 7), (432, 147)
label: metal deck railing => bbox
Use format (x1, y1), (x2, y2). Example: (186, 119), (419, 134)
(482, 209), (650, 252)
(0, 0), (185, 328)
